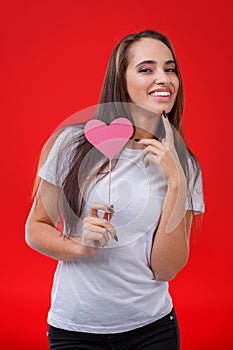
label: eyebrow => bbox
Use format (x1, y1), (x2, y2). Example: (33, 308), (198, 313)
(135, 59), (176, 67)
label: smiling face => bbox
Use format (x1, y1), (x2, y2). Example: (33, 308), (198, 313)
(125, 38), (180, 116)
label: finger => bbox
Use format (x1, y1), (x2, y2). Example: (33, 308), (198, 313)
(139, 138), (164, 149)
(83, 223), (110, 240)
(84, 223), (109, 236)
(161, 138), (166, 145)
(91, 226), (110, 244)
(89, 202), (114, 218)
(84, 217), (116, 240)
(103, 211), (114, 221)
(143, 153), (166, 178)
(91, 230), (109, 247)
(143, 153), (152, 168)
(162, 114), (174, 147)
(103, 204), (114, 221)
(141, 145), (165, 163)
(140, 142), (164, 166)
(83, 229), (108, 247)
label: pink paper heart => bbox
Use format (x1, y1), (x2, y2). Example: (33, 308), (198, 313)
(84, 118), (134, 160)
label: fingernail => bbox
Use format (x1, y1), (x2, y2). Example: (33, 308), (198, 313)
(114, 234), (118, 242)
(94, 240), (100, 247)
(106, 205), (114, 213)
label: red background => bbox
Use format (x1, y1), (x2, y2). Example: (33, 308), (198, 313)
(1, 1), (232, 349)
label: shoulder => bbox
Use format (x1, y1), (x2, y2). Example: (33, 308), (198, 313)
(45, 124), (85, 157)
(52, 124), (85, 146)
(38, 124), (85, 186)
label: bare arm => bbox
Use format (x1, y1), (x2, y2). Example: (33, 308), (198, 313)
(140, 115), (194, 281)
(25, 180), (116, 261)
(150, 187), (193, 281)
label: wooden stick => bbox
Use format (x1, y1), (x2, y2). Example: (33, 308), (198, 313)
(107, 159), (112, 222)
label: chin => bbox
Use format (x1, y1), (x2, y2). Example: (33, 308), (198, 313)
(130, 102), (174, 118)
(147, 105), (170, 116)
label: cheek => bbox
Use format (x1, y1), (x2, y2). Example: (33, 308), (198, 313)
(126, 76), (147, 98)
(173, 77), (180, 95)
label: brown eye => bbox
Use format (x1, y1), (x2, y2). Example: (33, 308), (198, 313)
(165, 68), (177, 73)
(138, 68), (152, 73)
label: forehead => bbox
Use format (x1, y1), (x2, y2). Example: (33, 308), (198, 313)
(127, 38), (173, 64)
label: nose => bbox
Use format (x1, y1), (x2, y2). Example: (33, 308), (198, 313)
(154, 69), (169, 85)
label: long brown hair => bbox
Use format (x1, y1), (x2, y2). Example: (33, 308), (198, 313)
(37, 30), (202, 234)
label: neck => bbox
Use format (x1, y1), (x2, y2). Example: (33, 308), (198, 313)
(133, 126), (156, 140)
(126, 115), (161, 150)
(132, 114), (161, 140)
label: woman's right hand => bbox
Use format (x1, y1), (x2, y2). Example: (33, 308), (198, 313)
(26, 181), (116, 261)
(79, 202), (116, 258)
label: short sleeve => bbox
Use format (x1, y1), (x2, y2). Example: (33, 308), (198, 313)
(185, 158), (205, 215)
(39, 126), (83, 187)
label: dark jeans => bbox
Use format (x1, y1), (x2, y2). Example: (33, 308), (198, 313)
(47, 308), (180, 350)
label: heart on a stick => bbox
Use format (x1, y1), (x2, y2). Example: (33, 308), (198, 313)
(84, 118), (134, 160)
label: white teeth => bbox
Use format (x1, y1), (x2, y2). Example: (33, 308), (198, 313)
(150, 91), (171, 97)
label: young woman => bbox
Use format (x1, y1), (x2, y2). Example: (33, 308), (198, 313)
(26, 30), (204, 350)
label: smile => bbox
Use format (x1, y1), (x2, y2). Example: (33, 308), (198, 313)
(149, 91), (171, 97)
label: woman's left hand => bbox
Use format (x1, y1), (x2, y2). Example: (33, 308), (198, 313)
(139, 115), (186, 188)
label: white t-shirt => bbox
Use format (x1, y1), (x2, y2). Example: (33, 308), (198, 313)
(39, 126), (204, 333)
